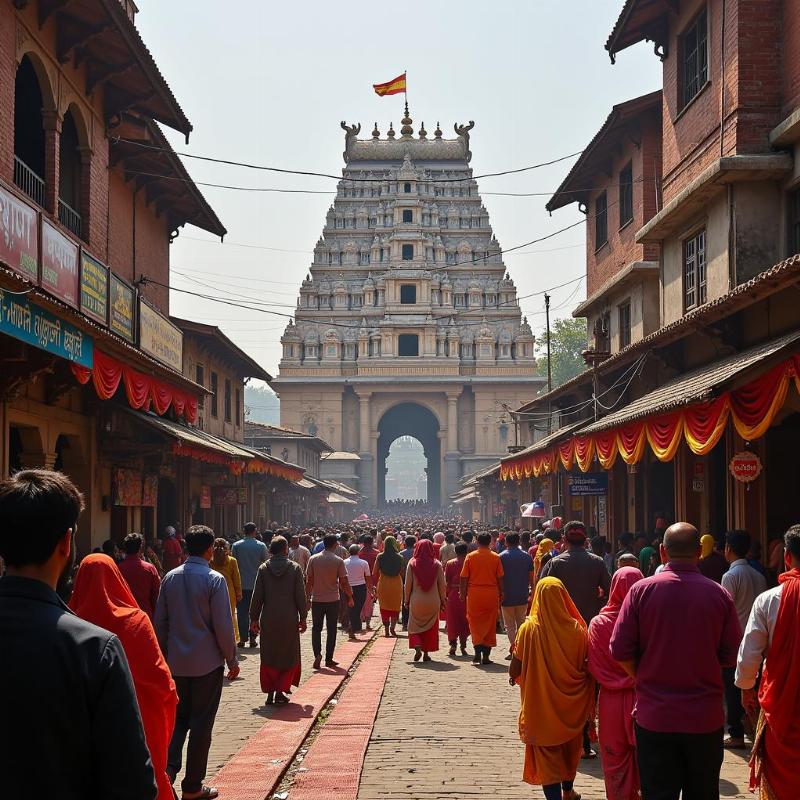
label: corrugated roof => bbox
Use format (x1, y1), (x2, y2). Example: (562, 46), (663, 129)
(501, 420), (589, 463)
(328, 492), (358, 505)
(580, 329), (800, 434)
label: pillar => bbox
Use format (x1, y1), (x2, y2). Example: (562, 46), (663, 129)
(444, 390), (462, 503)
(42, 110), (61, 216)
(356, 392), (374, 506)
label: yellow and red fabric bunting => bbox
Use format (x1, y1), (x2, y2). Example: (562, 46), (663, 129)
(500, 353), (800, 480)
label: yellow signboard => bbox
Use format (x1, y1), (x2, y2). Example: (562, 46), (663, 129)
(138, 299), (183, 371)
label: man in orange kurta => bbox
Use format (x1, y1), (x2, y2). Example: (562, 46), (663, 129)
(460, 531), (504, 665)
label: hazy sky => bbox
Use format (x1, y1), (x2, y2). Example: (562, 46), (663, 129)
(136, 1), (659, 390)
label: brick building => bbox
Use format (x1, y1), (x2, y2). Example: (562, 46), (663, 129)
(0, 0), (301, 549)
(489, 0), (800, 560)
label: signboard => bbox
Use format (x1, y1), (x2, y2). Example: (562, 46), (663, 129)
(113, 468), (142, 506)
(0, 185), (38, 281)
(567, 472), (608, 497)
(0, 291), (93, 368)
(79, 251), (109, 324)
(213, 487), (247, 506)
(109, 273), (136, 342)
(729, 451), (762, 483)
(142, 475), (158, 508)
(200, 485), (211, 509)
(139, 299), (183, 371)
(41, 219), (79, 308)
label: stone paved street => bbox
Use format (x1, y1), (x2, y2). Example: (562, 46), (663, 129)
(197, 618), (753, 799)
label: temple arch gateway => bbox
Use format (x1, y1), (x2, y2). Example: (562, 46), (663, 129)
(271, 110), (545, 506)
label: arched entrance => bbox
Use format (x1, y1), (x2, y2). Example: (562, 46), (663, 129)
(377, 403), (441, 507)
(385, 436), (428, 502)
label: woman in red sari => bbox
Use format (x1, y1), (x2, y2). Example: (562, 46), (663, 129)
(69, 554), (177, 800)
(587, 566), (643, 800)
(404, 539), (446, 662)
(445, 542), (470, 657)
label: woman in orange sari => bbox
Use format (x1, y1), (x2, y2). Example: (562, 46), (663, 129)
(510, 577), (594, 800)
(587, 566), (643, 800)
(460, 531), (504, 665)
(70, 554), (178, 800)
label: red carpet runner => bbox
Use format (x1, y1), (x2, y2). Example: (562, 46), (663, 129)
(289, 637), (397, 800)
(210, 637), (371, 800)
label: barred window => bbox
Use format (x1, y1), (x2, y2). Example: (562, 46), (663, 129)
(595, 191), (608, 249)
(681, 8), (708, 108)
(619, 162), (633, 227)
(684, 229), (707, 311)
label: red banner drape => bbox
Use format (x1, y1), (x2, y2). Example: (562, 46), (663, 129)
(500, 351), (800, 480)
(70, 351), (199, 423)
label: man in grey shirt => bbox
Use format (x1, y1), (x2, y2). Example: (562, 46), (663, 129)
(232, 522), (267, 647)
(155, 525), (239, 800)
(721, 529), (766, 748)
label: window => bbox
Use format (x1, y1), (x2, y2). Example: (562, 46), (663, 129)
(594, 312), (610, 352)
(401, 244), (414, 260)
(224, 378), (232, 422)
(681, 8), (708, 108)
(210, 372), (218, 418)
(619, 162), (633, 227)
(404, 182), (412, 193)
(595, 191), (608, 249)
(235, 388), (241, 426)
(14, 56), (46, 207)
(58, 109), (83, 239)
(400, 284), (417, 304)
(398, 334), (419, 356)
(789, 189), (800, 254)
(618, 301), (631, 349)
(684, 229), (707, 310)
(195, 364), (205, 409)
(402, 209), (413, 223)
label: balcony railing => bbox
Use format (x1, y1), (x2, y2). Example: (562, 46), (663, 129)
(58, 198), (83, 240)
(14, 155), (45, 208)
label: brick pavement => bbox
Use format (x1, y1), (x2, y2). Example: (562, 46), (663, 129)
(356, 626), (753, 800)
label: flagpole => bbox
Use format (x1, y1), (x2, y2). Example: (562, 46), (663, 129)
(404, 70), (408, 117)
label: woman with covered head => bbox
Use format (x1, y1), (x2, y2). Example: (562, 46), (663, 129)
(509, 577), (594, 800)
(404, 539), (446, 662)
(69, 554), (177, 800)
(588, 566), (644, 800)
(373, 535), (404, 637)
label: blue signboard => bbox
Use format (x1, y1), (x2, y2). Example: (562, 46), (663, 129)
(0, 290), (93, 368)
(567, 472), (608, 497)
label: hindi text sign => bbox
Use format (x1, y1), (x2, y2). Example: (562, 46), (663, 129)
(139, 299), (183, 371)
(41, 219), (79, 308)
(0, 291), (93, 368)
(0, 185), (38, 282)
(109, 273), (135, 342)
(79, 251), (109, 324)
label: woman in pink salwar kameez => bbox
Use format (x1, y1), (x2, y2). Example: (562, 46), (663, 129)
(445, 542), (470, 657)
(587, 566), (643, 800)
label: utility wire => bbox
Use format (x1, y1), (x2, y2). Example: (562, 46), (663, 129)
(111, 137), (582, 183)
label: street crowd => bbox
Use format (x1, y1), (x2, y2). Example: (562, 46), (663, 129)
(0, 468), (798, 800)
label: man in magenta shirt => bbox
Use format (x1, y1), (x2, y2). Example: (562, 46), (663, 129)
(117, 532), (161, 618)
(610, 522), (742, 800)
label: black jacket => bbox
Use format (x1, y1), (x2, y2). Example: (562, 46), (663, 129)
(0, 576), (157, 800)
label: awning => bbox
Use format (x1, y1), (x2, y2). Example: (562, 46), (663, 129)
(125, 409), (253, 472)
(502, 330), (800, 479)
(293, 478), (319, 490)
(453, 491), (477, 505)
(327, 492), (358, 505)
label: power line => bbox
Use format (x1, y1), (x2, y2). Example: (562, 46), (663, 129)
(111, 137), (582, 184)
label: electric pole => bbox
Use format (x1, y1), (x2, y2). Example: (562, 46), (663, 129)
(545, 292), (552, 434)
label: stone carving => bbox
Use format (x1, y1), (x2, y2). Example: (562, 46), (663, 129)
(340, 121), (361, 163)
(454, 121), (475, 162)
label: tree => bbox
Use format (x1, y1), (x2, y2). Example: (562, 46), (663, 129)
(535, 317), (587, 391)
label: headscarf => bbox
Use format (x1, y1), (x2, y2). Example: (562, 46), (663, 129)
(533, 537), (554, 582)
(514, 577), (594, 747)
(700, 534), (715, 558)
(587, 567), (643, 691)
(410, 539), (439, 592)
(69, 555), (177, 800)
(377, 536), (404, 577)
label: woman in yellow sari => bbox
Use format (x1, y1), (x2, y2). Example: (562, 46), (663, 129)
(509, 577), (594, 800)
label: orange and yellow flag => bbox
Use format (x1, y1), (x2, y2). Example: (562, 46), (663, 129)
(373, 73), (406, 97)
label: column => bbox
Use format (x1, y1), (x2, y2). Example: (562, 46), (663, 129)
(42, 110), (61, 216)
(446, 390), (460, 452)
(444, 389), (462, 504)
(358, 393), (371, 454)
(356, 392), (374, 506)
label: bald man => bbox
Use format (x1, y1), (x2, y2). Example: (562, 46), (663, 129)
(610, 523), (742, 800)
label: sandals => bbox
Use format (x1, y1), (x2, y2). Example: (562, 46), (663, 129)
(422, 653), (432, 662)
(182, 786), (218, 800)
(414, 648), (423, 662)
(274, 692), (289, 704)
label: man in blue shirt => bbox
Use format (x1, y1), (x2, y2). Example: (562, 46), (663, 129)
(232, 522), (267, 646)
(499, 532), (534, 658)
(155, 525), (239, 799)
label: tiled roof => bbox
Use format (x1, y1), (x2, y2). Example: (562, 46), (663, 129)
(580, 329), (800, 434)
